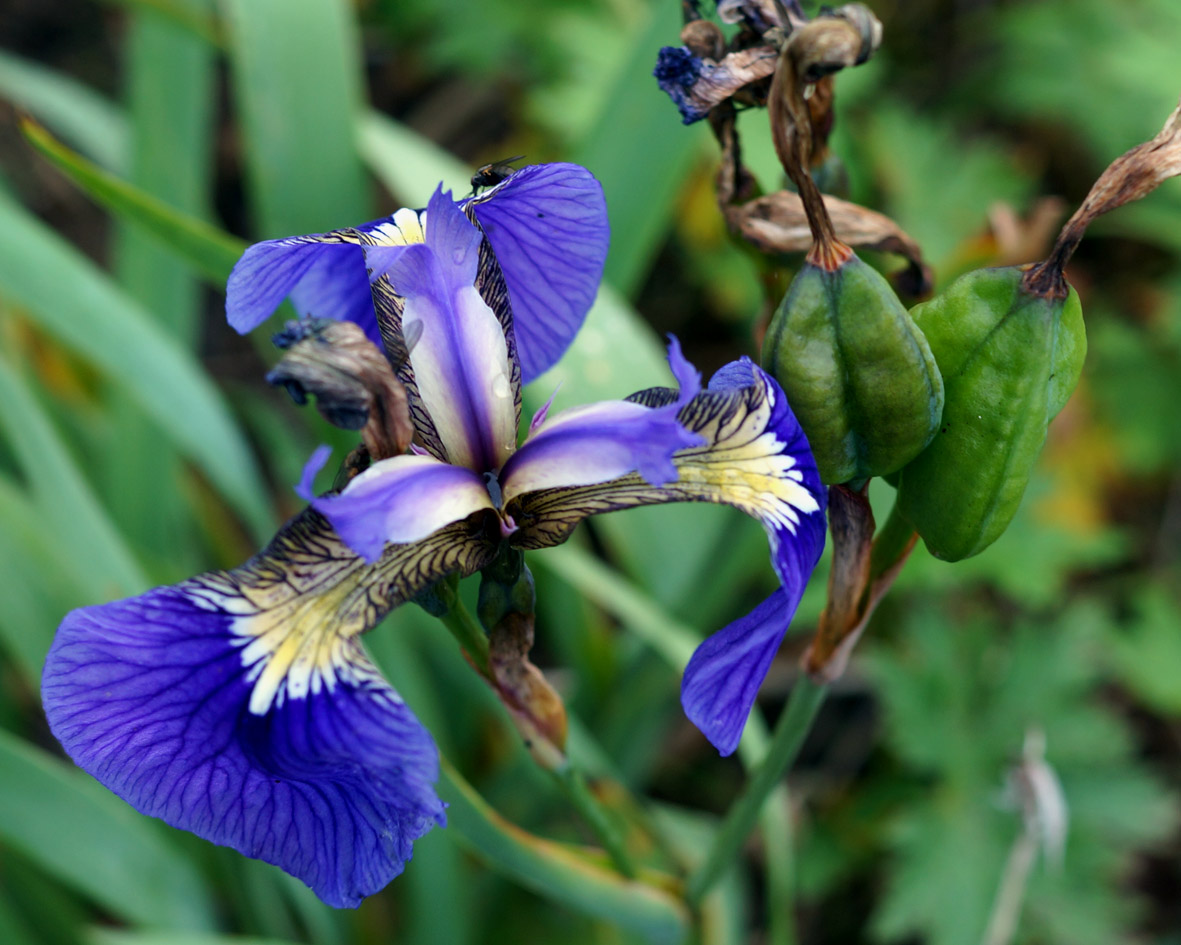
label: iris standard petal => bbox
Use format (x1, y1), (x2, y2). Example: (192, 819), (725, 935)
(680, 589), (793, 756)
(466, 163), (609, 383)
(383, 188), (517, 473)
(41, 509), (498, 907)
(305, 451), (495, 564)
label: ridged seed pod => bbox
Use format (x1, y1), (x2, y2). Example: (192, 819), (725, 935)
(895, 266), (1086, 561)
(762, 251), (944, 485)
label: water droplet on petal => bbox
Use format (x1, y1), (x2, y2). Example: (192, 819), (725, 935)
(492, 373), (511, 399)
(453, 246), (466, 265)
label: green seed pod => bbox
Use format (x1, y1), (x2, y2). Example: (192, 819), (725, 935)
(895, 266), (1086, 561)
(761, 251), (944, 484)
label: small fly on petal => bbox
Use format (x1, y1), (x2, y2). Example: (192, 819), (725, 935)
(469, 155), (525, 195)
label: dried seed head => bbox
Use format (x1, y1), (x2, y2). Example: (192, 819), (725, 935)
(268, 318), (415, 460)
(1025, 97), (1181, 299)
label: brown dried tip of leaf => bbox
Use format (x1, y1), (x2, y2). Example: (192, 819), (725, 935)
(802, 488), (918, 682)
(1024, 97), (1181, 299)
(723, 189), (933, 295)
(490, 612), (569, 769)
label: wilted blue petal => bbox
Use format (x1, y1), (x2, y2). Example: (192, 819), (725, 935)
(653, 45), (779, 126)
(466, 163), (609, 383)
(654, 47), (708, 124)
(381, 188), (518, 473)
(501, 338), (702, 496)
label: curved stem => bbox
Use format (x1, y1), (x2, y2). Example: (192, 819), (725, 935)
(439, 757), (688, 944)
(441, 595), (640, 878)
(553, 762), (638, 879)
(684, 674), (828, 905)
(437, 599), (492, 679)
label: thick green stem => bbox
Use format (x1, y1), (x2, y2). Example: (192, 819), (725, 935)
(439, 757), (688, 945)
(685, 675), (828, 905)
(437, 600), (492, 680)
(870, 500), (917, 583)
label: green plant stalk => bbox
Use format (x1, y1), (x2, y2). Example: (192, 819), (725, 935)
(437, 600), (493, 680)
(553, 763), (639, 879)
(685, 675), (828, 905)
(438, 597), (640, 878)
(439, 757), (689, 945)
(870, 500), (917, 581)
(536, 545), (803, 931)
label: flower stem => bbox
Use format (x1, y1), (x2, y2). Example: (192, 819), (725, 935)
(441, 595), (640, 879)
(437, 599), (492, 680)
(684, 675), (828, 905)
(552, 762), (639, 879)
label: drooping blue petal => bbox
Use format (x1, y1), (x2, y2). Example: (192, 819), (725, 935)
(501, 337), (702, 497)
(41, 508), (500, 907)
(505, 356), (827, 752)
(381, 188), (518, 473)
(226, 229), (381, 345)
(680, 589), (793, 756)
(42, 585), (444, 909)
(466, 163), (609, 384)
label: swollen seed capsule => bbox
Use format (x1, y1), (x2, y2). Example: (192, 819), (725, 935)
(761, 251), (944, 485)
(895, 266), (1086, 561)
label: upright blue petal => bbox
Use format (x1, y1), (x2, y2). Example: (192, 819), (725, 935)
(467, 163), (609, 383)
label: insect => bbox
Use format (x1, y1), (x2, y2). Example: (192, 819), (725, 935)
(470, 155), (525, 195)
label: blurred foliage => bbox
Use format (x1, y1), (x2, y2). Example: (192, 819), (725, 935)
(0, 0), (1179, 943)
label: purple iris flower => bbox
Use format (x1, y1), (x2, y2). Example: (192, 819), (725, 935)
(40, 163), (826, 908)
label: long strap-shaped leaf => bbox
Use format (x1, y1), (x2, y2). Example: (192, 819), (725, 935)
(0, 356), (145, 598)
(222, 0), (368, 237)
(0, 729), (214, 930)
(439, 757), (689, 945)
(0, 190), (272, 539)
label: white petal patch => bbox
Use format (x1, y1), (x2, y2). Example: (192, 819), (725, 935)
(180, 511), (497, 718)
(670, 376), (821, 534)
(370, 208), (427, 246)
(188, 564), (389, 716)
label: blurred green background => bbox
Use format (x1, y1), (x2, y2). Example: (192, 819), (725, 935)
(0, 0), (1179, 943)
